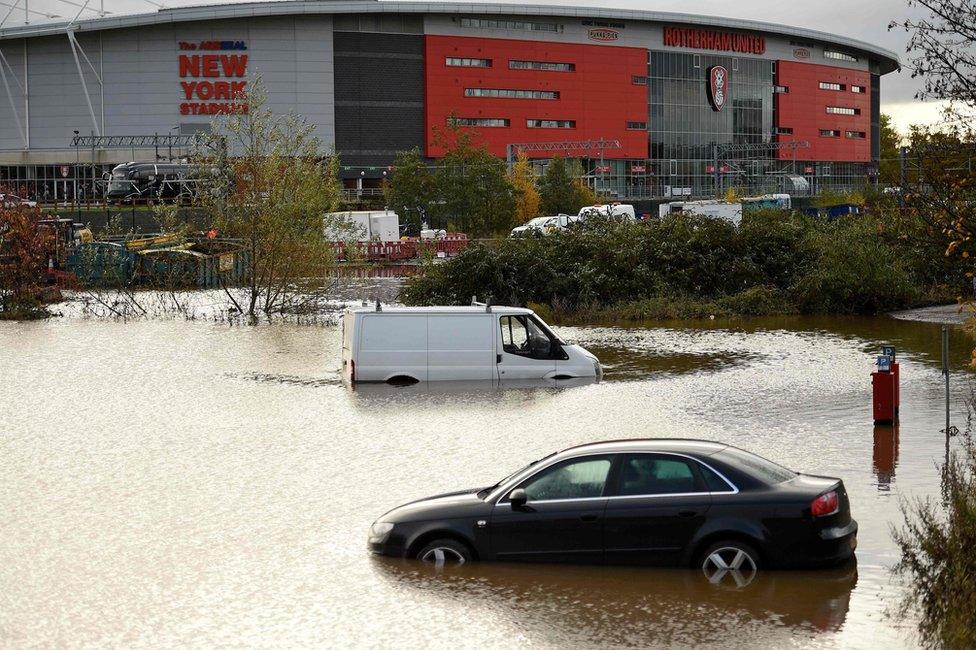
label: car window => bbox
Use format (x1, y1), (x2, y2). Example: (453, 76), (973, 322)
(500, 315), (552, 359)
(715, 447), (796, 485)
(520, 457), (612, 501)
(617, 455), (704, 496)
(698, 463), (736, 492)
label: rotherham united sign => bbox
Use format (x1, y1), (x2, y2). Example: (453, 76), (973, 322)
(707, 65), (729, 112)
(178, 40), (249, 116)
(663, 26), (765, 55)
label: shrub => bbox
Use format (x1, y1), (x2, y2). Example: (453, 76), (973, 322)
(402, 211), (947, 319)
(893, 429), (976, 648)
(790, 216), (919, 313)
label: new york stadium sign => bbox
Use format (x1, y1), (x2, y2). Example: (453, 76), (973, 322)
(178, 40), (249, 116)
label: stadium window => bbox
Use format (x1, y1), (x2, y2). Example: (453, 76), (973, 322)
(693, 54), (701, 69)
(464, 88), (560, 99)
(819, 129), (840, 137)
(826, 106), (860, 115)
(509, 60), (575, 72)
(851, 85), (866, 93)
(527, 119), (576, 128)
(732, 57), (739, 71)
(775, 127), (794, 135)
(774, 85), (789, 94)
(846, 131), (866, 139)
(448, 117), (510, 127)
(824, 50), (858, 62)
(626, 121), (647, 130)
(631, 75), (648, 85)
(819, 82), (845, 91)
(459, 17), (560, 33)
(446, 57), (492, 68)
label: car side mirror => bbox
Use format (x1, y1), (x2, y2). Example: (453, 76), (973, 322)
(509, 488), (527, 508)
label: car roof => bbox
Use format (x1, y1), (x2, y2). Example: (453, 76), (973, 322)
(345, 305), (534, 315)
(557, 438), (730, 458)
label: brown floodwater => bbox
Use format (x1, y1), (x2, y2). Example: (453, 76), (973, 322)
(0, 307), (971, 647)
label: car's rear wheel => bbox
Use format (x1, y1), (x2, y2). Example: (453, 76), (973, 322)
(416, 539), (472, 567)
(699, 540), (761, 587)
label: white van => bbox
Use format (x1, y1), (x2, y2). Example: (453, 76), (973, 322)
(341, 305), (602, 383)
(578, 204), (636, 221)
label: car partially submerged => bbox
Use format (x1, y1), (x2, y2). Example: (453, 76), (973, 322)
(369, 439), (857, 575)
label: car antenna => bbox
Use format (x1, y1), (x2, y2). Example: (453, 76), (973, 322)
(375, 299), (382, 312)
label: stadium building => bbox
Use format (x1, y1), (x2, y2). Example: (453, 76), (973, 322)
(0, 0), (899, 202)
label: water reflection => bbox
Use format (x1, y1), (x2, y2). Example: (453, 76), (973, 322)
(873, 425), (900, 492)
(349, 377), (600, 406)
(373, 558), (857, 646)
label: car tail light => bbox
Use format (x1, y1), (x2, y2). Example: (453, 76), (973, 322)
(811, 491), (839, 517)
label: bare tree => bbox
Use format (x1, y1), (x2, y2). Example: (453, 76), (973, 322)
(891, 1), (976, 115)
(195, 79), (348, 322)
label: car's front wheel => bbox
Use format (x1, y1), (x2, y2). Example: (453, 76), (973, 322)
(416, 539), (472, 567)
(699, 540), (761, 587)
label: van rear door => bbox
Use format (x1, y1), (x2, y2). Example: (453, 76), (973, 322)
(427, 314), (495, 381)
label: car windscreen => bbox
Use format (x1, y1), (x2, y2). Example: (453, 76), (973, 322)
(714, 447), (797, 485)
(478, 451), (557, 500)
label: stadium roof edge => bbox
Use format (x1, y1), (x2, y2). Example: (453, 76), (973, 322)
(0, 0), (900, 74)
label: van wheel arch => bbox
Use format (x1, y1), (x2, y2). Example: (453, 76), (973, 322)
(385, 375), (420, 386)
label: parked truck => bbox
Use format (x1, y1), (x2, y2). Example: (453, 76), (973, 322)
(658, 200), (743, 225)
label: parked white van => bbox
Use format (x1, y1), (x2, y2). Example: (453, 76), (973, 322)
(341, 305), (602, 383)
(578, 204), (636, 221)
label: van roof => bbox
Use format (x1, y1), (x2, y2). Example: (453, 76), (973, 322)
(345, 305), (535, 315)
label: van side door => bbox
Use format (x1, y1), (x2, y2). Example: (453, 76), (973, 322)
(496, 314), (557, 380)
(357, 314), (428, 382)
(427, 314), (495, 381)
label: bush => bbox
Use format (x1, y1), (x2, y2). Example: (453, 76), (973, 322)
(790, 216), (919, 314)
(402, 211), (951, 320)
(893, 429), (976, 648)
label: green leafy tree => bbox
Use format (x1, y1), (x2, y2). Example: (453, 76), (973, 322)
(384, 148), (434, 234)
(539, 156), (596, 215)
(432, 125), (516, 237)
(879, 113), (903, 184)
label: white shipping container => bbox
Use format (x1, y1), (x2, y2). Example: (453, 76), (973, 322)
(324, 210), (400, 242)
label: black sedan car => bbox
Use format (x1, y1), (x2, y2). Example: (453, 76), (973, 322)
(368, 439), (857, 574)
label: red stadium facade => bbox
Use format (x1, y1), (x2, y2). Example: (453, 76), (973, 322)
(775, 62), (872, 162)
(425, 36), (648, 159)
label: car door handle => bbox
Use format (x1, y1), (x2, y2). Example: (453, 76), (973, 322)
(678, 510), (699, 518)
(496, 354), (502, 363)
(580, 514), (599, 523)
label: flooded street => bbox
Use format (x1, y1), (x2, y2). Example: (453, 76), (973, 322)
(1, 307), (972, 648)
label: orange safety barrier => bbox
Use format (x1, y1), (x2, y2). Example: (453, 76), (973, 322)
(331, 233), (468, 262)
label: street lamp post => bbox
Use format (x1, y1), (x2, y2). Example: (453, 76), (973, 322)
(73, 130), (80, 217)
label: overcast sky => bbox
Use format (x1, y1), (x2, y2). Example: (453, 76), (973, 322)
(4, 0), (943, 130)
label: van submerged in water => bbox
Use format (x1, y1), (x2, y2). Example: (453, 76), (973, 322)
(341, 305), (602, 383)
